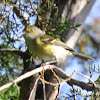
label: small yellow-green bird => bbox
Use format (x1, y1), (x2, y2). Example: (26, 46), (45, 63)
(22, 25), (94, 68)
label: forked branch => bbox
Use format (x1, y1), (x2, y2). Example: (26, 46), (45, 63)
(0, 65), (99, 92)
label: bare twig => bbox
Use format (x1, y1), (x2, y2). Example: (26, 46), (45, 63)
(74, 71), (96, 86)
(42, 79), (46, 100)
(0, 65), (99, 92)
(29, 0), (37, 11)
(53, 67), (100, 91)
(28, 77), (39, 100)
(0, 48), (18, 52)
(13, 5), (29, 26)
(39, 75), (60, 86)
(0, 6), (13, 22)
(40, 66), (46, 100)
(0, 65), (54, 91)
(38, 70), (75, 86)
(12, 37), (25, 42)
(0, 48), (28, 58)
(51, 68), (61, 83)
(72, 85), (76, 100)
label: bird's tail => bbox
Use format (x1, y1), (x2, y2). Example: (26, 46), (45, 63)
(72, 52), (94, 61)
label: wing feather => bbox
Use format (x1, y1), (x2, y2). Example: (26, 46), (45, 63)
(40, 35), (75, 52)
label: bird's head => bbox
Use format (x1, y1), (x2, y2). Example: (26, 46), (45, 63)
(21, 25), (45, 39)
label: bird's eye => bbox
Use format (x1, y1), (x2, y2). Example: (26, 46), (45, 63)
(30, 29), (34, 32)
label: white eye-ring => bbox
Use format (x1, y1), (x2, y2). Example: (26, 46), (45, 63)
(30, 29), (34, 32)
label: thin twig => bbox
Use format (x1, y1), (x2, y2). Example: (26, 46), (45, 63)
(40, 66), (46, 100)
(39, 76), (59, 86)
(0, 65), (54, 91)
(51, 68), (61, 83)
(74, 71), (96, 86)
(72, 85), (76, 100)
(0, 65), (99, 92)
(28, 77), (39, 100)
(38, 71), (75, 86)
(0, 48), (18, 52)
(0, 6), (13, 22)
(29, 0), (37, 10)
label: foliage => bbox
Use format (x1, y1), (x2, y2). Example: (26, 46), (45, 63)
(48, 18), (81, 40)
(0, 84), (20, 100)
(0, 43), (23, 99)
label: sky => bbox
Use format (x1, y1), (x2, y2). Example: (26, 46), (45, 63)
(86, 0), (100, 24)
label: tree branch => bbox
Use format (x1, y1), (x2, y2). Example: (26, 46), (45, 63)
(28, 76), (39, 100)
(13, 5), (29, 26)
(0, 48), (31, 61)
(0, 65), (99, 92)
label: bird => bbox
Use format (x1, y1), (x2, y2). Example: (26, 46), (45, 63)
(21, 25), (94, 68)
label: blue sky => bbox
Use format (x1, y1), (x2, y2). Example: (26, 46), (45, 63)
(86, 0), (100, 24)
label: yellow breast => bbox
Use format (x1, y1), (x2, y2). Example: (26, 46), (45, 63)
(26, 37), (56, 61)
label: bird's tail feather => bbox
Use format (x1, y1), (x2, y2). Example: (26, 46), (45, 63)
(72, 52), (94, 61)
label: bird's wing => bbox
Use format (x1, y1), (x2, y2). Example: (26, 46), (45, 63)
(40, 35), (94, 61)
(40, 35), (75, 52)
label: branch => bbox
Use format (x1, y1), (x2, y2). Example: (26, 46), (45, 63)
(0, 65), (99, 92)
(28, 76), (39, 100)
(0, 6), (13, 22)
(53, 67), (100, 91)
(13, 5), (29, 26)
(0, 48), (30, 58)
(0, 65), (53, 91)
(0, 48), (24, 56)
(0, 48), (19, 52)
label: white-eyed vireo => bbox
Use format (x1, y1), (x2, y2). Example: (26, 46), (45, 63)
(21, 25), (94, 67)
